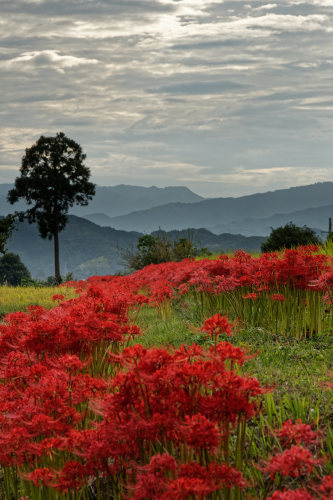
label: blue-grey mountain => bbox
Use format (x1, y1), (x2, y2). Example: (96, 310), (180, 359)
(104, 183), (333, 233)
(0, 184), (203, 219)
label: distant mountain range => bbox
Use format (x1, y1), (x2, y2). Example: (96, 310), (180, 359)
(5, 216), (265, 280)
(2, 182), (333, 237)
(102, 183), (333, 233)
(210, 204), (333, 236)
(0, 184), (203, 218)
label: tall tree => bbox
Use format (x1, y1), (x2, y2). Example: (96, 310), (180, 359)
(8, 132), (95, 284)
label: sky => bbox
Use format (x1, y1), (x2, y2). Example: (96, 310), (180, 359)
(1, 0), (333, 198)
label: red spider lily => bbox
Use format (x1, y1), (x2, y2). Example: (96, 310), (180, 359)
(52, 294), (65, 302)
(201, 314), (233, 339)
(243, 292), (258, 300)
(25, 467), (55, 487)
(268, 488), (315, 499)
(271, 294), (287, 302)
(182, 413), (219, 452)
(276, 419), (319, 447)
(129, 455), (246, 499)
(319, 472), (333, 498)
(0, 246), (331, 497)
(263, 446), (321, 480)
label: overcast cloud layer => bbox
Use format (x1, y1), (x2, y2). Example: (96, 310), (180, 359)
(1, 0), (333, 197)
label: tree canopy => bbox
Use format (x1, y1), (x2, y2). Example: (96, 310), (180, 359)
(261, 222), (320, 253)
(123, 231), (201, 271)
(8, 132), (95, 283)
(0, 252), (31, 286)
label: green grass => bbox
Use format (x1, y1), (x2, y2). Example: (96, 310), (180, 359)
(195, 250), (261, 260)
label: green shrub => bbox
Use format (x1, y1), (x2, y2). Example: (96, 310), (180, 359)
(261, 222), (320, 253)
(123, 232), (200, 270)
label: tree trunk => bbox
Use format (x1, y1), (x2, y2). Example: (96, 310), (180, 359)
(54, 227), (61, 285)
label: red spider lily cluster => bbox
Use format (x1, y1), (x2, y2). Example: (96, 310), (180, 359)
(0, 285), (260, 498)
(123, 246), (330, 295)
(0, 246), (332, 499)
(118, 246), (333, 338)
(262, 420), (333, 499)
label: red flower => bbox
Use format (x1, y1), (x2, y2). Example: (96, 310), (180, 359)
(276, 420), (319, 447)
(52, 294), (65, 302)
(272, 294), (287, 302)
(26, 467), (54, 487)
(264, 446), (320, 480)
(201, 314), (233, 339)
(242, 292), (258, 300)
(183, 414), (219, 451)
(319, 472), (333, 497)
(268, 488), (315, 499)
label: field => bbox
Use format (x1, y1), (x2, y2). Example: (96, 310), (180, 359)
(0, 246), (332, 499)
(0, 286), (78, 317)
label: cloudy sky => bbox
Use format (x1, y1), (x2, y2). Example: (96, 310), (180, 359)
(1, 0), (333, 197)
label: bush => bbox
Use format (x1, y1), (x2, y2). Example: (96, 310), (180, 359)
(123, 232), (200, 270)
(0, 252), (31, 286)
(261, 222), (320, 253)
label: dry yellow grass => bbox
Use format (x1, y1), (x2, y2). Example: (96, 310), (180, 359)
(0, 285), (77, 316)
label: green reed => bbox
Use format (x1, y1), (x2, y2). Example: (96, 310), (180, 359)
(189, 285), (333, 339)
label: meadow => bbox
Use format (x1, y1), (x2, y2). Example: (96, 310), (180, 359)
(0, 286), (78, 317)
(0, 246), (332, 499)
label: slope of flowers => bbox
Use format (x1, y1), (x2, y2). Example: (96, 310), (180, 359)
(0, 247), (332, 499)
(116, 246), (333, 338)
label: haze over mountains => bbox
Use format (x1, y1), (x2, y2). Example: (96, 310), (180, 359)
(104, 183), (333, 234)
(2, 183), (332, 237)
(210, 204), (333, 237)
(0, 184), (203, 219)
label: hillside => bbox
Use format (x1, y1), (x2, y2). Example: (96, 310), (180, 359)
(0, 184), (203, 219)
(105, 182), (333, 232)
(5, 217), (266, 280)
(209, 204), (333, 236)
(6, 216), (141, 279)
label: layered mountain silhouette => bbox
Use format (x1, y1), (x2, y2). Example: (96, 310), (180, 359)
(104, 182), (333, 233)
(0, 184), (203, 218)
(209, 204), (333, 236)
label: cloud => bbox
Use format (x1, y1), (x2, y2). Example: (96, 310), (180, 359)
(148, 80), (251, 95)
(253, 4), (278, 10)
(0, 0), (332, 198)
(1, 50), (99, 72)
